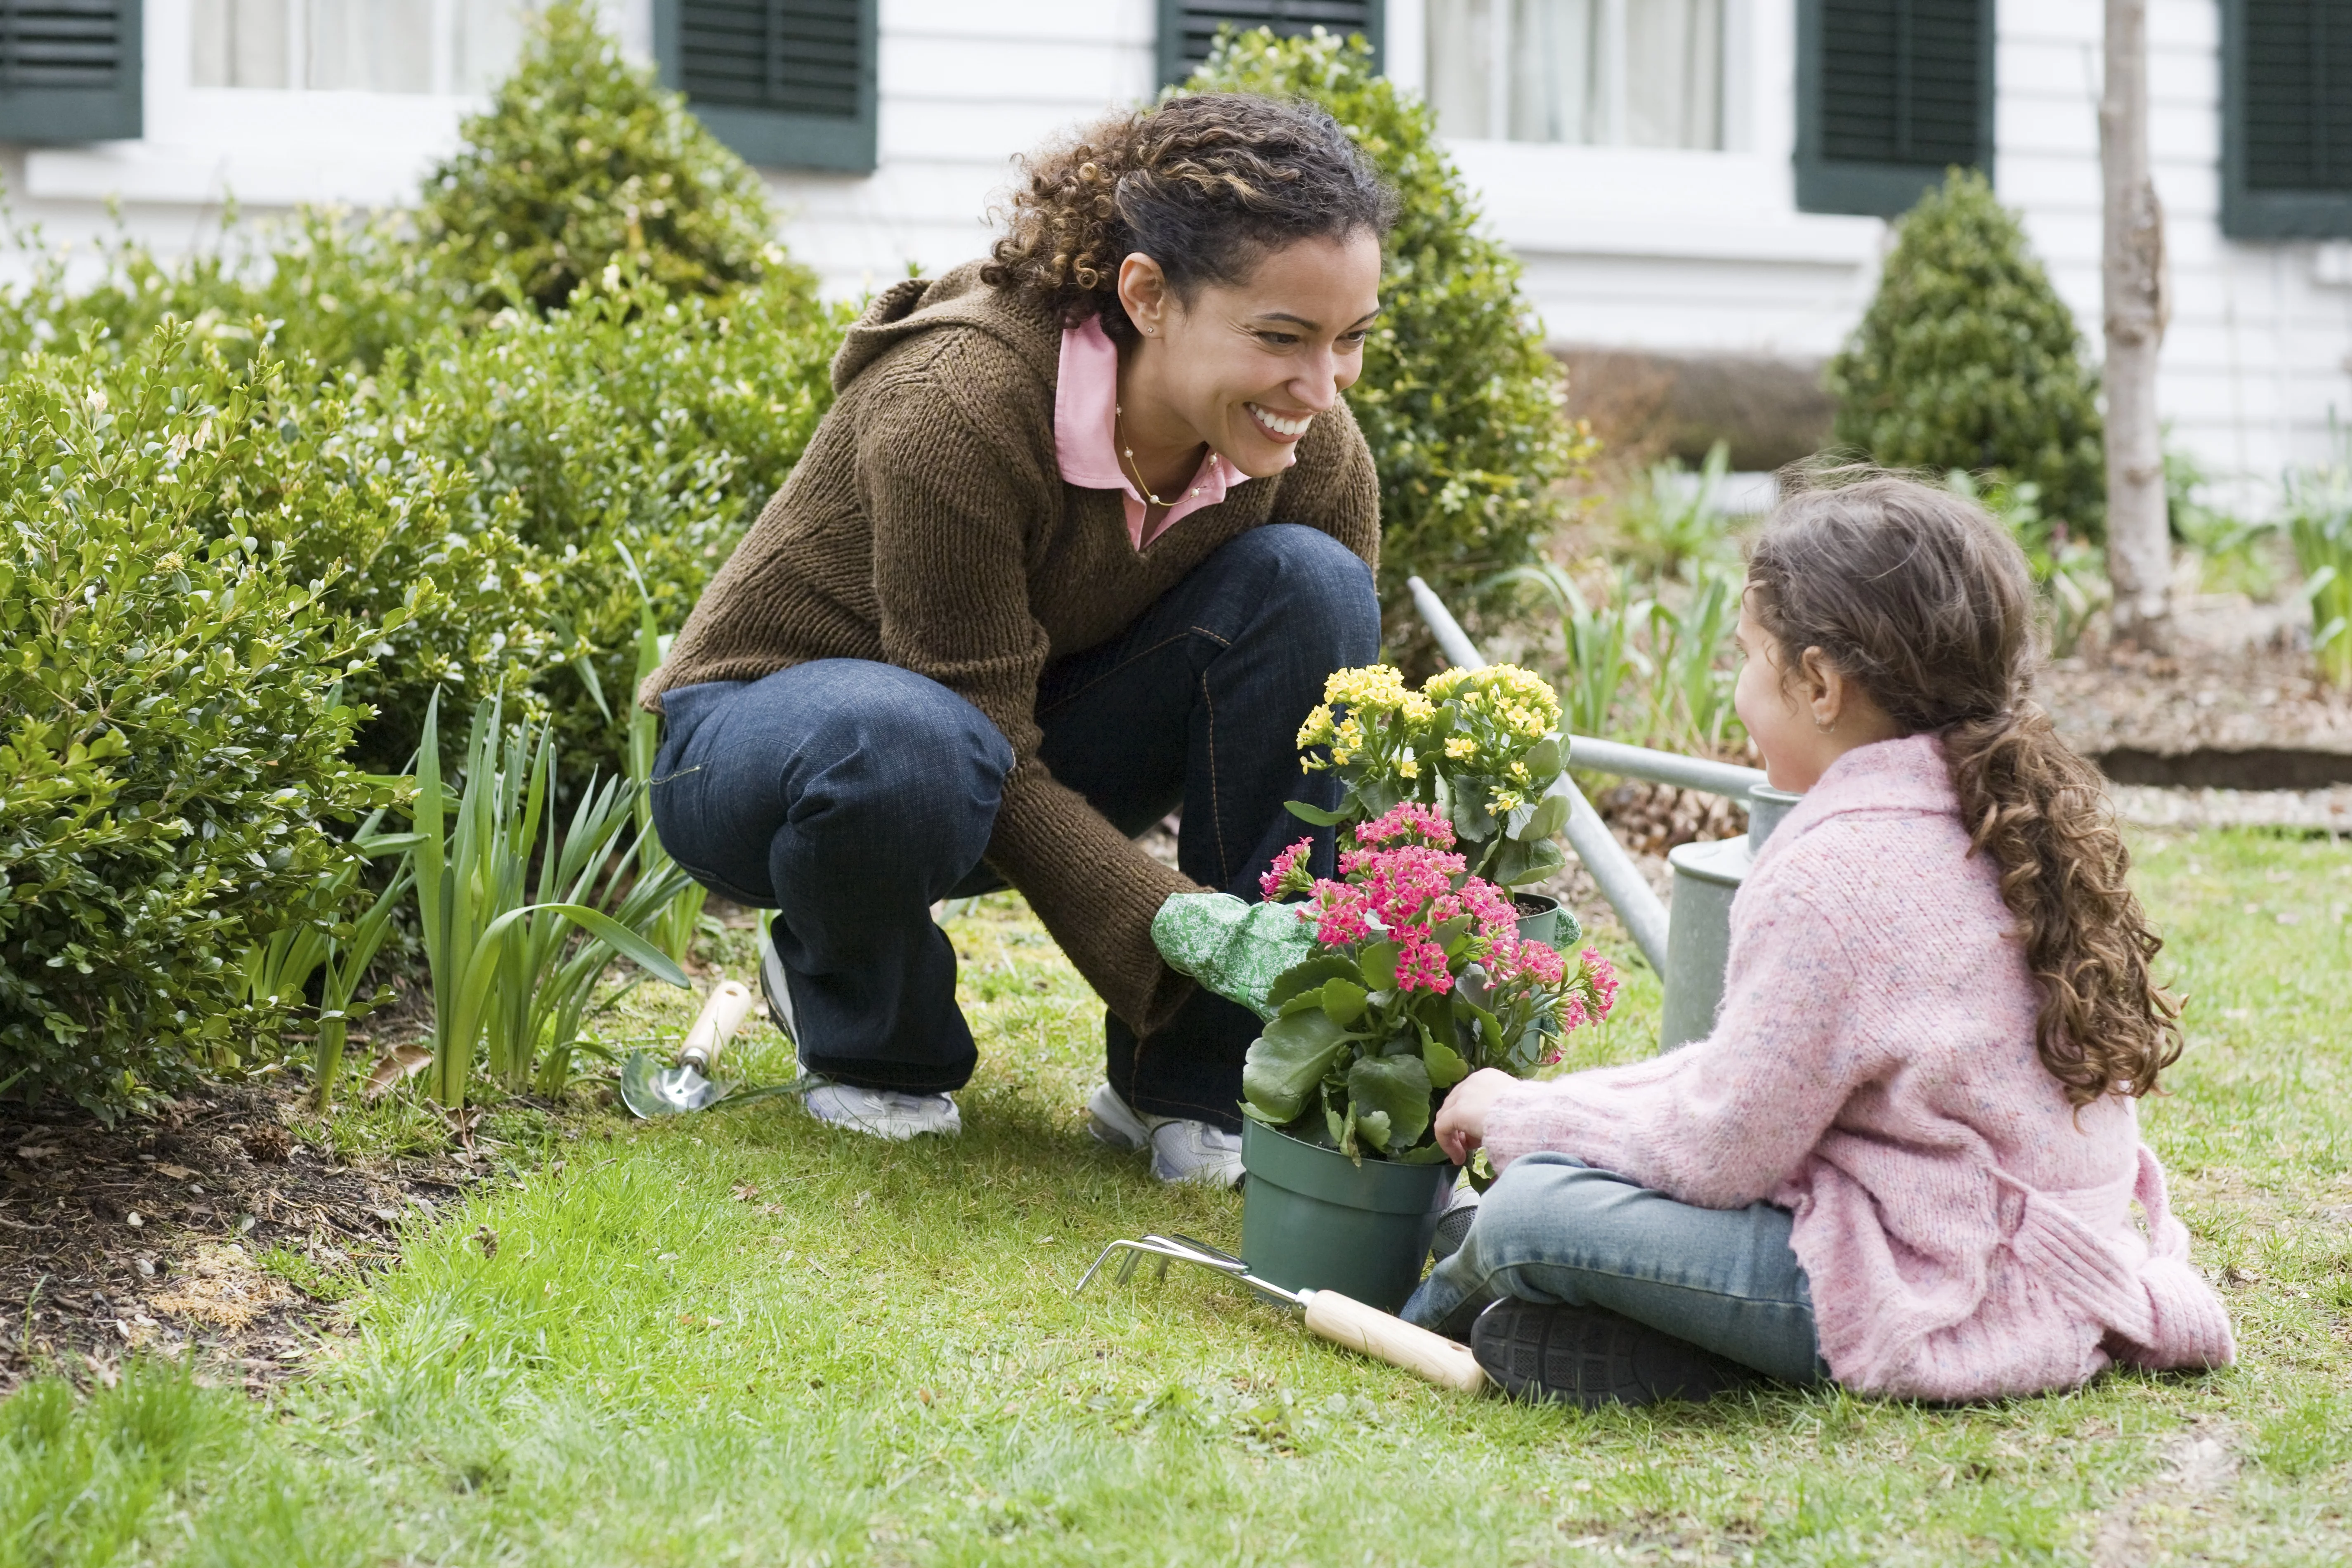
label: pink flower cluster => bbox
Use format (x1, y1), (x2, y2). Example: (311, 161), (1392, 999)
(1259, 837), (1317, 902)
(1256, 801), (1620, 1024)
(1353, 801), (1455, 850)
(1538, 948), (1623, 1063)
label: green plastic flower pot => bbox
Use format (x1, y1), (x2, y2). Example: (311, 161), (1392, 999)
(1513, 890), (1568, 949)
(1239, 1121), (1457, 1311)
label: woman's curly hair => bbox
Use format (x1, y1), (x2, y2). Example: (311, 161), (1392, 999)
(1747, 471), (2185, 1105)
(981, 93), (1396, 344)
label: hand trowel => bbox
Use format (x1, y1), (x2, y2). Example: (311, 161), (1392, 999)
(621, 980), (756, 1117)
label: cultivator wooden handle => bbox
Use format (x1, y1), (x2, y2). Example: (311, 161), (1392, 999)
(1300, 1287), (1489, 1393)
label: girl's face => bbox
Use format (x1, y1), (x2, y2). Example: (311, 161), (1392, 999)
(1733, 590), (1902, 792)
(1116, 233), (1384, 479)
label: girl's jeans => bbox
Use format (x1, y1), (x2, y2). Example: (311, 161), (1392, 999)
(1404, 1153), (1832, 1385)
(646, 524), (1380, 1128)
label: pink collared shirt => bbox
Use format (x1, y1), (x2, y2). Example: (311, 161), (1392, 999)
(1053, 313), (1247, 550)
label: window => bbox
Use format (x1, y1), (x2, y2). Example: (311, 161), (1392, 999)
(189, 0), (535, 95)
(1794, 0), (1990, 216)
(653, 0), (875, 173)
(0, 0), (142, 142)
(1159, 1), (1384, 89)
(2222, 0), (2352, 238)
(1427, 0), (1721, 149)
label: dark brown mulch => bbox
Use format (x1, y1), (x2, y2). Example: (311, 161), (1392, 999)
(0, 1079), (494, 1395)
(1593, 778), (1750, 859)
(2041, 614), (2352, 779)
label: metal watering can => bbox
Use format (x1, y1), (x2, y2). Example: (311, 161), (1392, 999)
(1406, 577), (1796, 1051)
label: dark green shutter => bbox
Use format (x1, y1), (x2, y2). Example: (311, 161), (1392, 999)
(1796, 0), (1991, 216)
(2222, 0), (2352, 237)
(653, 0), (875, 174)
(0, 0), (141, 142)
(1158, 0), (1384, 88)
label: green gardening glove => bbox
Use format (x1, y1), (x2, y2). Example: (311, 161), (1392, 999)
(1151, 893), (1318, 1022)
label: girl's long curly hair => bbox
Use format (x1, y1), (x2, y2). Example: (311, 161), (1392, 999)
(1747, 471), (2184, 1105)
(980, 93), (1396, 345)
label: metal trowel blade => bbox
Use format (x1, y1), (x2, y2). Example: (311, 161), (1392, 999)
(619, 1050), (726, 1118)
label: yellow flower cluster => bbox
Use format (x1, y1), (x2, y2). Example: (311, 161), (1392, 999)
(1300, 663), (1564, 796)
(1301, 665), (1440, 767)
(1426, 664), (1562, 740)
(1322, 664), (1414, 712)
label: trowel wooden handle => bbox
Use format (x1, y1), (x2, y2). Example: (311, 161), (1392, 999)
(679, 981), (755, 1070)
(1301, 1289), (1490, 1393)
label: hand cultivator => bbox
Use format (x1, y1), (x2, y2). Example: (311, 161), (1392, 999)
(620, 980), (756, 1117)
(1077, 1232), (1489, 1393)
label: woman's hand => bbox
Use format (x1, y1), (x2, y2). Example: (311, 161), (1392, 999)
(1434, 1068), (1518, 1166)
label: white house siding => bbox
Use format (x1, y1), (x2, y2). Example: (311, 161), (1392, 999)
(754, 0), (1155, 298)
(1998, 0), (2352, 500)
(1, 0), (2346, 498)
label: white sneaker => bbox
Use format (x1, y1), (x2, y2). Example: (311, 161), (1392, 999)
(764, 920), (960, 1141)
(805, 1082), (961, 1141)
(1086, 1082), (1243, 1188)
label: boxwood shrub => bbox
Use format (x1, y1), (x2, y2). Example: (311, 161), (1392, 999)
(377, 275), (842, 776)
(1827, 170), (2106, 538)
(0, 326), (394, 1118)
(16, 280), (842, 787)
(421, 0), (786, 317)
(0, 0), (843, 784)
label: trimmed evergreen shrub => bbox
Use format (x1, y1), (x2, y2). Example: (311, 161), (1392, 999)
(1183, 31), (1594, 638)
(385, 276), (842, 775)
(0, 325), (393, 1117)
(0, 23), (844, 780)
(420, 0), (787, 316)
(0, 206), (464, 377)
(1827, 170), (2106, 537)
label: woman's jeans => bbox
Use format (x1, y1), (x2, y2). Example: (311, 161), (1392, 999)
(1404, 1153), (1831, 1385)
(647, 524), (1380, 1126)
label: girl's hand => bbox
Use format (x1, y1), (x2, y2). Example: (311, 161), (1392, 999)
(1434, 1068), (1518, 1165)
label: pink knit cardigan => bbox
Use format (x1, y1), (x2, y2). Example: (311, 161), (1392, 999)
(1483, 734), (2234, 1400)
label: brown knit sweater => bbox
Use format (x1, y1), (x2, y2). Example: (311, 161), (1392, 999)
(642, 264), (1382, 1034)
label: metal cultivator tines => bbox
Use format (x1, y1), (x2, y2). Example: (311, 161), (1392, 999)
(1077, 1233), (1301, 1303)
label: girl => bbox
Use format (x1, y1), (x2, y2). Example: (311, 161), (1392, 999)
(642, 95), (1395, 1183)
(1412, 473), (2235, 1405)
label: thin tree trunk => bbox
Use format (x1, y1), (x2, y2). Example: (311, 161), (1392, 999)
(2101, 0), (2172, 650)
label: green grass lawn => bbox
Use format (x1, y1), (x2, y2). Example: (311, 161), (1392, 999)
(6, 829), (2349, 1566)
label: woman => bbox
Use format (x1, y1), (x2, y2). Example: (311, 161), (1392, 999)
(641, 94), (1397, 1184)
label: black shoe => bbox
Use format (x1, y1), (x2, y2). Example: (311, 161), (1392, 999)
(1428, 1187), (1479, 1267)
(1470, 1298), (1754, 1408)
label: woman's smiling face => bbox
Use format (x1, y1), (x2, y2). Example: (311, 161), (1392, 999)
(1116, 231), (1384, 480)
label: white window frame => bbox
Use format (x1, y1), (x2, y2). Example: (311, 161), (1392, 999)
(1402, 0), (1752, 152)
(22, 0), (651, 209)
(1385, 0), (1879, 288)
